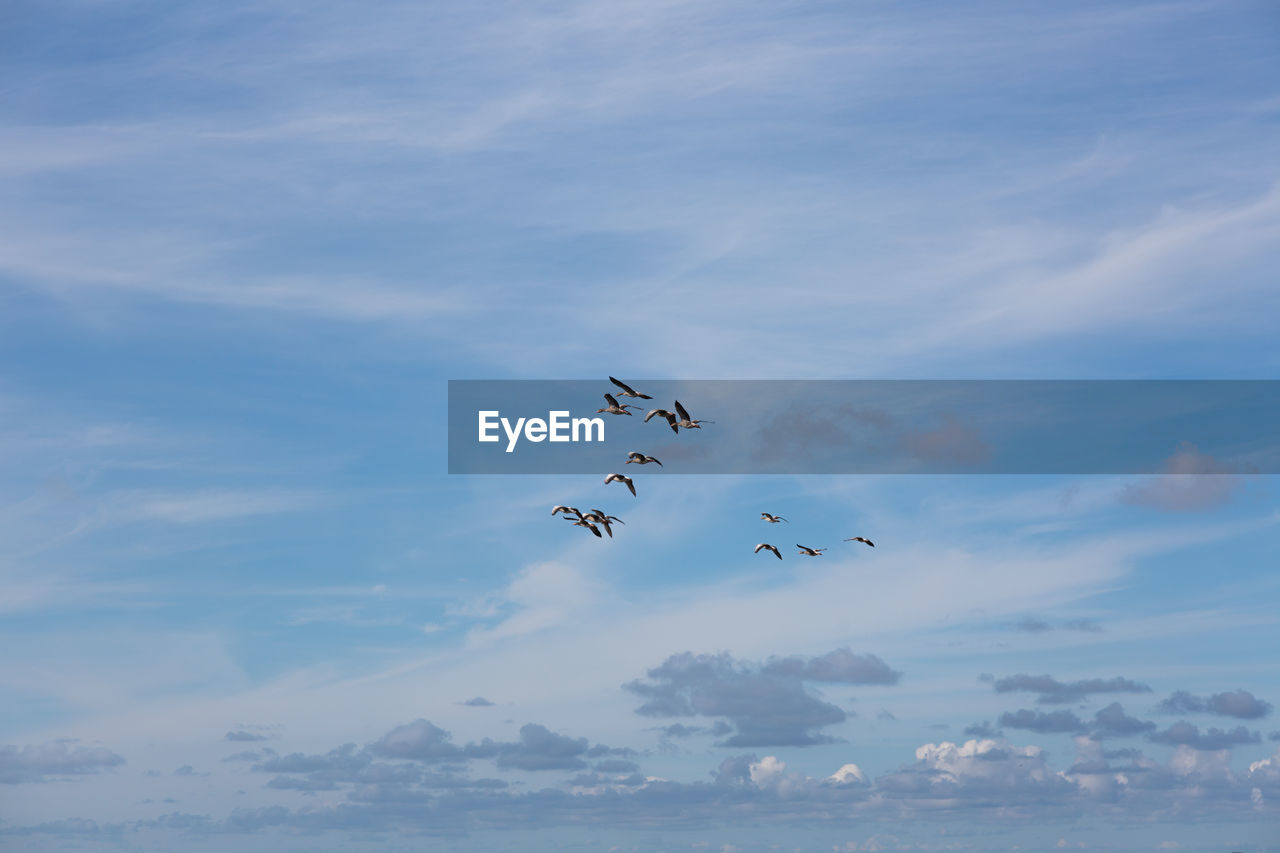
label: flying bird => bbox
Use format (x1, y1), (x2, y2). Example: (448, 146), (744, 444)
(844, 537), (875, 547)
(754, 543), (782, 560)
(597, 393), (638, 415)
(673, 400), (713, 430)
(796, 544), (827, 556)
(552, 505), (582, 518)
(626, 451), (662, 466)
(589, 509), (624, 525)
(604, 472), (637, 496)
(644, 408), (679, 434)
(760, 513), (787, 523)
(579, 512), (617, 537)
(609, 377), (653, 399)
(587, 509), (624, 537)
(566, 516), (603, 537)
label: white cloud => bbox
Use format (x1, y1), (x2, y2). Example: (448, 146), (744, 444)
(465, 560), (605, 647)
(1123, 443), (1248, 512)
(749, 755), (788, 786)
(829, 763), (867, 785)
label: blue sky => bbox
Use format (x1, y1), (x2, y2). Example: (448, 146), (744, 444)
(2, 1), (1279, 851)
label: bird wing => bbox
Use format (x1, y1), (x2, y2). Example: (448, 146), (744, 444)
(650, 456), (663, 466)
(627, 451), (642, 461)
(604, 393), (620, 407)
(643, 409), (666, 422)
(674, 400), (691, 421)
(625, 478), (636, 496)
(604, 473), (620, 484)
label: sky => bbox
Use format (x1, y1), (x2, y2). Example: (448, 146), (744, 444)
(1, 1), (1279, 851)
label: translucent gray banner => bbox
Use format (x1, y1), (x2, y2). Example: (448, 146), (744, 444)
(447, 380), (1278, 474)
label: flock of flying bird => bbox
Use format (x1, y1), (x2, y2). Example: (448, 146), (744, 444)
(753, 512), (875, 559)
(553, 377), (876, 558)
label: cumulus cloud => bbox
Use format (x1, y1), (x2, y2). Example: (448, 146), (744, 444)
(368, 720), (468, 763)
(1156, 690), (1272, 720)
(594, 758), (640, 774)
(876, 739), (1077, 810)
(259, 719), (630, 794)
(977, 703), (1154, 744)
(996, 702), (1186, 742)
(655, 721), (734, 740)
(9, 731), (1280, 841)
(0, 740), (125, 784)
(1121, 442), (1247, 512)
(829, 763), (868, 785)
(764, 648), (902, 685)
(626, 649), (900, 747)
(1250, 746), (1280, 782)
(998, 709), (1087, 734)
(462, 696), (495, 707)
(964, 722), (1002, 738)
(489, 724), (600, 772)
(993, 706), (1085, 732)
(1064, 736), (1155, 802)
(1090, 703), (1157, 738)
(1149, 722), (1260, 751)
(225, 730), (269, 742)
(253, 743), (380, 791)
(992, 673), (1151, 704)
(0, 817), (128, 839)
